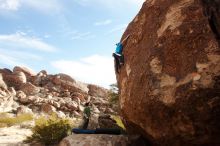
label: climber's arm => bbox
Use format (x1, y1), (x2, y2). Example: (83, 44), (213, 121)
(121, 34), (131, 45)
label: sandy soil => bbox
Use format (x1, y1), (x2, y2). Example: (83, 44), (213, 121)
(0, 125), (32, 146)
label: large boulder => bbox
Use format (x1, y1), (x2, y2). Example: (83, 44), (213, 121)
(0, 73), (7, 90)
(20, 82), (40, 96)
(0, 95), (14, 112)
(37, 70), (47, 76)
(2, 72), (26, 90)
(8, 87), (16, 96)
(41, 103), (56, 114)
(87, 114), (100, 129)
(88, 84), (108, 98)
(17, 91), (28, 104)
(57, 73), (76, 83)
(0, 68), (12, 74)
(65, 101), (78, 110)
(15, 72), (27, 84)
(13, 66), (36, 77)
(59, 134), (129, 146)
(117, 0), (220, 146)
(52, 75), (80, 93)
(73, 81), (89, 93)
(98, 114), (122, 129)
(16, 105), (33, 115)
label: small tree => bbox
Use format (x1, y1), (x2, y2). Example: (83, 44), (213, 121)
(109, 83), (119, 104)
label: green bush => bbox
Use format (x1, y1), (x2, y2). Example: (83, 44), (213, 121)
(25, 114), (72, 145)
(0, 113), (33, 127)
(108, 84), (119, 104)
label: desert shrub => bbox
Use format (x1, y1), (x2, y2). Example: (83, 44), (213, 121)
(0, 113), (33, 127)
(25, 114), (72, 145)
(108, 84), (119, 104)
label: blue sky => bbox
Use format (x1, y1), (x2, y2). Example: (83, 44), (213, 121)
(0, 0), (144, 88)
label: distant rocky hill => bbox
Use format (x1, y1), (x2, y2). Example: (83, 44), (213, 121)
(0, 66), (115, 117)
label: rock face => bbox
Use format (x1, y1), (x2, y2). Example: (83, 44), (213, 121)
(117, 0), (220, 146)
(59, 134), (129, 146)
(59, 134), (151, 146)
(20, 82), (40, 95)
(13, 66), (36, 77)
(88, 84), (108, 98)
(0, 74), (7, 90)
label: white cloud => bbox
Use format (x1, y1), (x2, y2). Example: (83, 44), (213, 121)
(0, 48), (43, 69)
(71, 32), (95, 40)
(21, 0), (62, 13)
(0, 0), (62, 13)
(0, 0), (20, 11)
(44, 34), (51, 39)
(51, 55), (116, 88)
(0, 53), (36, 74)
(94, 19), (112, 26)
(107, 24), (128, 34)
(0, 49), (42, 60)
(75, 0), (145, 9)
(0, 32), (58, 52)
(0, 54), (24, 67)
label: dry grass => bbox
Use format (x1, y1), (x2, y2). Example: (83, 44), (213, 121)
(0, 113), (33, 128)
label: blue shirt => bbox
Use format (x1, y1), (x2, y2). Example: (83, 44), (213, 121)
(115, 43), (123, 54)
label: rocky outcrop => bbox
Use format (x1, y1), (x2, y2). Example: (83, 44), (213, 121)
(0, 66), (119, 145)
(56, 73), (76, 83)
(0, 68), (13, 75)
(41, 103), (56, 114)
(13, 66), (36, 77)
(88, 84), (108, 98)
(0, 66), (115, 120)
(98, 115), (122, 129)
(59, 134), (151, 146)
(117, 0), (220, 146)
(20, 82), (40, 96)
(0, 73), (7, 90)
(59, 134), (129, 146)
(2, 72), (26, 90)
(15, 71), (27, 84)
(17, 106), (33, 115)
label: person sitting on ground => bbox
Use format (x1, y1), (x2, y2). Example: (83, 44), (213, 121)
(113, 34), (131, 73)
(82, 102), (91, 129)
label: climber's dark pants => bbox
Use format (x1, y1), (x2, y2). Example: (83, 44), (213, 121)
(82, 117), (89, 129)
(113, 53), (124, 73)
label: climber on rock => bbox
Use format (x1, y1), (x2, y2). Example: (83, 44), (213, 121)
(113, 34), (131, 73)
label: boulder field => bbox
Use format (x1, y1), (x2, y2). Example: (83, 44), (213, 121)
(0, 66), (116, 121)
